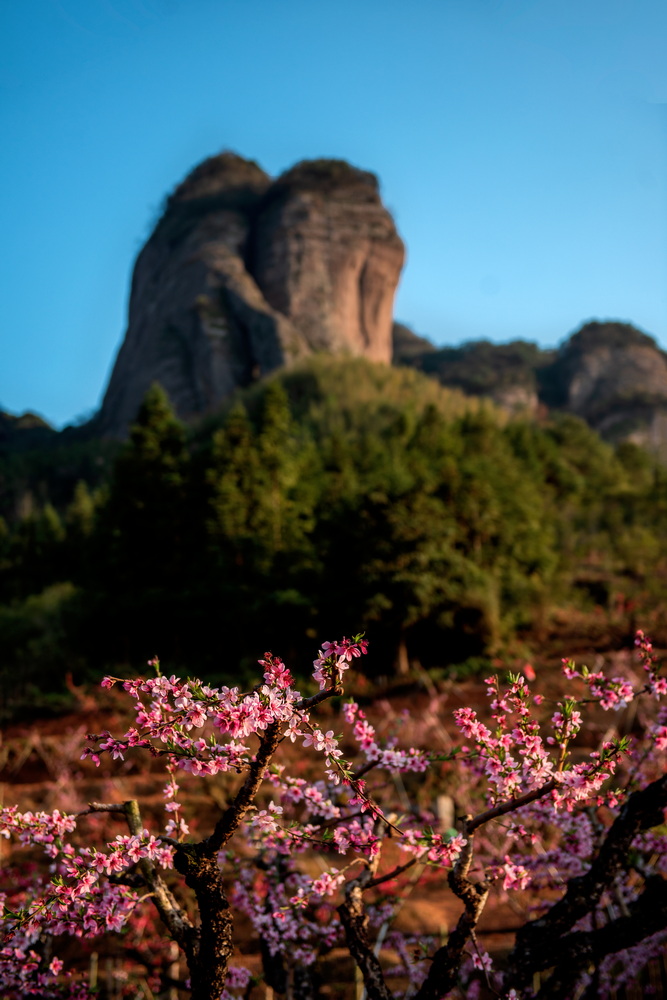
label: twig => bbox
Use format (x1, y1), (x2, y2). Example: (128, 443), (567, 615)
(296, 685), (343, 711)
(466, 781), (556, 833)
(364, 859), (418, 890)
(78, 802), (128, 816)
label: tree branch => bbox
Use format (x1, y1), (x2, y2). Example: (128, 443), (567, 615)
(353, 759), (381, 781)
(338, 875), (394, 1000)
(505, 772), (667, 993)
(466, 779), (556, 833)
(524, 875), (667, 999)
(204, 721), (282, 854)
(168, 723), (284, 998)
(365, 858), (418, 890)
(122, 800), (196, 956)
(413, 821), (489, 1000)
(295, 684), (343, 711)
(78, 800), (195, 954)
(173, 845), (234, 1000)
(78, 802), (128, 816)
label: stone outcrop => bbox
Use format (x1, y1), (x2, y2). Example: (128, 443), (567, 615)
(543, 322), (667, 457)
(397, 320), (667, 455)
(98, 153), (404, 436)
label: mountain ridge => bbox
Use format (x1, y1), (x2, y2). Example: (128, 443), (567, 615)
(5, 151), (667, 455)
(395, 319), (667, 458)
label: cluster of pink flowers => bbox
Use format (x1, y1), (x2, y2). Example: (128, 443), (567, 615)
(561, 658), (636, 710)
(74, 833), (175, 878)
(312, 637), (368, 690)
(399, 827), (467, 866)
(453, 668), (633, 821)
(1, 631), (666, 999)
(0, 807), (77, 857)
(0, 942), (91, 1000)
(343, 701), (430, 772)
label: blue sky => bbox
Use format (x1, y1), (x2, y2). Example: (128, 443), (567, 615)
(2, 0), (667, 427)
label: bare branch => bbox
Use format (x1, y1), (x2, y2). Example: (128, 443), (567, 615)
(466, 780), (556, 833)
(77, 802), (128, 816)
(365, 858), (418, 890)
(107, 871), (145, 889)
(353, 759), (381, 781)
(120, 800), (196, 956)
(520, 875), (667, 999)
(295, 684), (343, 711)
(338, 872), (395, 1000)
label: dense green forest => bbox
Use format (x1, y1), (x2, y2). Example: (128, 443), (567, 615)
(1, 356), (666, 719)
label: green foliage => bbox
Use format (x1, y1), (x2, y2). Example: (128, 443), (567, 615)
(3, 357), (667, 709)
(0, 425), (117, 528)
(66, 481), (97, 537)
(406, 339), (551, 397)
(565, 320), (658, 353)
(391, 322), (438, 364)
(81, 384), (192, 663)
(1, 503), (67, 600)
(0, 582), (80, 720)
(207, 385), (318, 568)
(105, 383), (189, 564)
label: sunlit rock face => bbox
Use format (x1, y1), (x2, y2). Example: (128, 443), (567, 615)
(99, 153), (404, 436)
(251, 161), (404, 363)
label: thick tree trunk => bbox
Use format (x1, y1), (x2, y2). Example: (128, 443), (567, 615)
(174, 845), (234, 1000)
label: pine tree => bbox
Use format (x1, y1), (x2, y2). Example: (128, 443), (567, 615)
(206, 402), (262, 565)
(93, 384), (191, 662)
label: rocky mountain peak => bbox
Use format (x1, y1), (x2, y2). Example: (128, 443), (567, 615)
(98, 152), (404, 437)
(268, 158), (380, 200)
(167, 151), (270, 204)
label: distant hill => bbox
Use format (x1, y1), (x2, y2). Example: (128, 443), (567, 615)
(394, 320), (667, 459)
(0, 410), (56, 452)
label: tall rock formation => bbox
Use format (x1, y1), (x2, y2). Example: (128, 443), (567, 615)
(99, 153), (405, 436)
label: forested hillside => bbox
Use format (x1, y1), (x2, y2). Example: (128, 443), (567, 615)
(2, 356), (666, 719)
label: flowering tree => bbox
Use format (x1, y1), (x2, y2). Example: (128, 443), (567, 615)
(1, 632), (666, 999)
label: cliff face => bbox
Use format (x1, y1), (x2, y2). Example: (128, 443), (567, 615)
(99, 153), (404, 436)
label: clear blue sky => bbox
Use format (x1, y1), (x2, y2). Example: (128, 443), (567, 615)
(2, 0), (667, 428)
